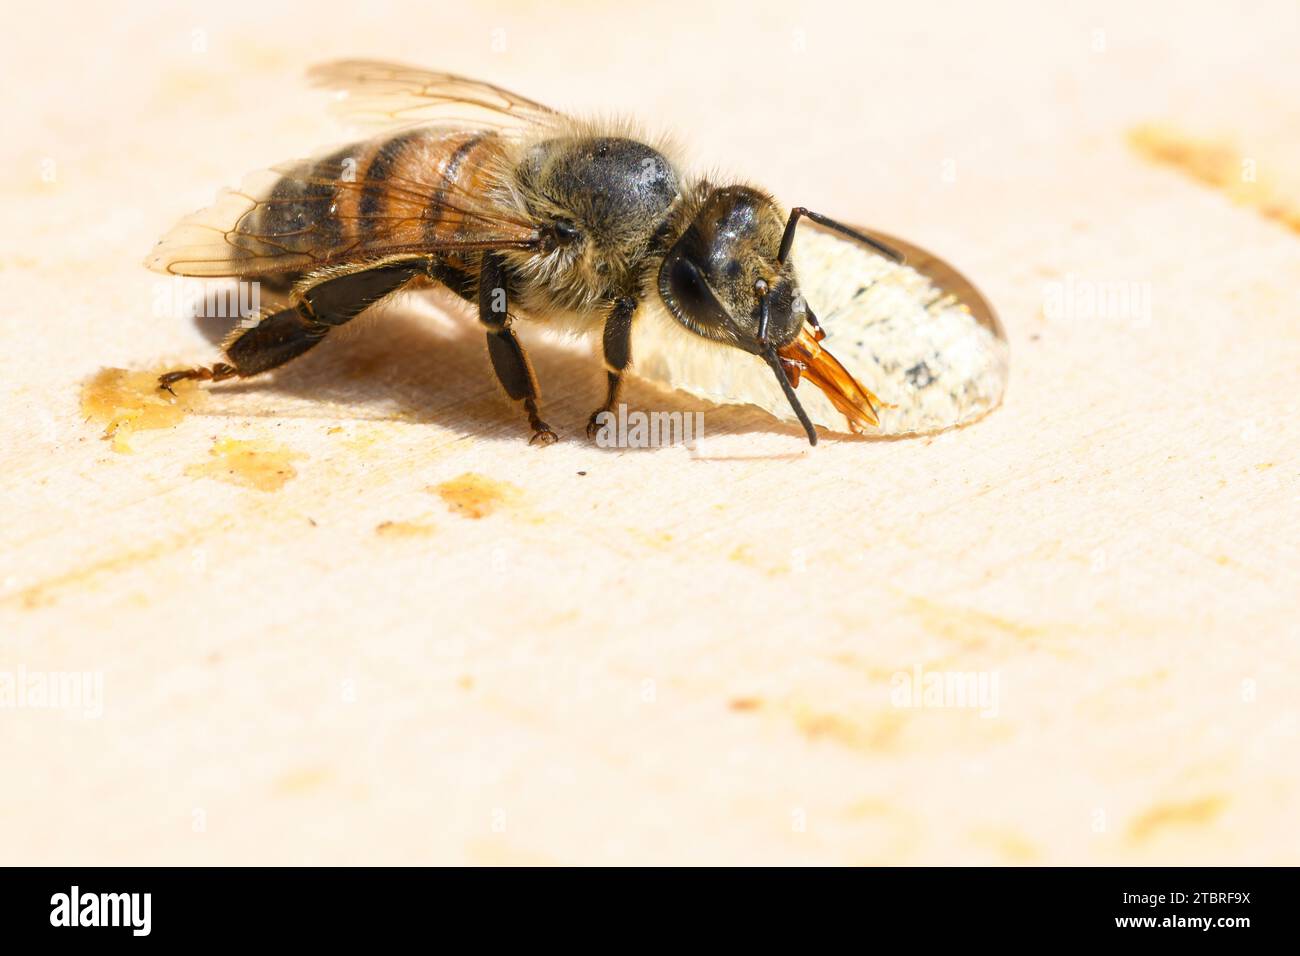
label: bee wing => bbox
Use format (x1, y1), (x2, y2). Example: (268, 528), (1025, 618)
(145, 134), (539, 278)
(308, 59), (563, 133)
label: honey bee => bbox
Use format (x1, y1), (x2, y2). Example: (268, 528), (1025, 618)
(150, 60), (910, 445)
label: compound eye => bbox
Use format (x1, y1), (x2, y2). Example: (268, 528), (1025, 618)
(553, 218), (580, 244)
(661, 252), (732, 334)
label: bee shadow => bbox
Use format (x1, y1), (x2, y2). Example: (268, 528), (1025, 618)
(188, 294), (816, 452)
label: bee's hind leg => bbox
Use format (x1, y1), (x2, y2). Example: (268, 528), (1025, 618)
(478, 254), (556, 446)
(158, 362), (239, 394)
(158, 261), (423, 394)
(586, 296), (638, 439)
(158, 307), (331, 394)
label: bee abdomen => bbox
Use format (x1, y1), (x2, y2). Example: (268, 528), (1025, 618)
(234, 144), (357, 262)
(237, 129), (507, 266)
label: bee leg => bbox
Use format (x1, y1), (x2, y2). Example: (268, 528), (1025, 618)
(427, 259), (476, 303)
(297, 260), (426, 328)
(478, 253), (556, 445)
(158, 308), (333, 394)
(158, 362), (239, 394)
(222, 307), (332, 376)
(158, 261), (423, 392)
(586, 296), (638, 439)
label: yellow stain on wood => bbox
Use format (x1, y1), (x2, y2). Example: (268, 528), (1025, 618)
(905, 595), (1050, 653)
(728, 544), (756, 565)
(431, 473), (523, 519)
(186, 438), (304, 492)
(792, 704), (905, 753)
(829, 652), (909, 683)
(338, 425), (382, 453)
(1124, 668), (1170, 690)
(622, 521), (798, 572)
(846, 797), (900, 818)
(273, 768), (332, 796)
(375, 519), (437, 538)
(842, 798), (923, 863)
(1126, 795), (1228, 844)
(1129, 124), (1300, 235)
(81, 367), (205, 453)
(14, 541), (183, 609)
(725, 542), (794, 576)
(629, 528), (675, 550)
(467, 838), (557, 867)
(970, 827), (1042, 863)
(7, 516), (236, 609)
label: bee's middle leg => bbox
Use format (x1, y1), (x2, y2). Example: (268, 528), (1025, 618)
(478, 254), (556, 445)
(586, 296), (638, 439)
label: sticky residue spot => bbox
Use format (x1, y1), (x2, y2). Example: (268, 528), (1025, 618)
(375, 519), (436, 538)
(81, 367), (205, 452)
(186, 438), (304, 492)
(1126, 796), (1227, 844)
(1129, 125), (1300, 235)
(729, 697), (763, 712)
(432, 473), (522, 519)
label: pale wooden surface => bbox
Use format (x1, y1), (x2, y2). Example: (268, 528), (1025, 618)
(2, 1), (1298, 865)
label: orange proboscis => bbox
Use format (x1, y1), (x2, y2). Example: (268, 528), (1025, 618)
(777, 327), (881, 432)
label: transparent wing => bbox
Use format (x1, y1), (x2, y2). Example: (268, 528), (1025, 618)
(308, 59), (563, 133)
(145, 133), (539, 278)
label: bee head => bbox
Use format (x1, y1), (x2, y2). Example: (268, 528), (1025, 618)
(657, 185), (806, 354)
(658, 185), (899, 445)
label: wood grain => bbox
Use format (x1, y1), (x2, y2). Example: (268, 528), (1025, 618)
(1, 0), (1297, 865)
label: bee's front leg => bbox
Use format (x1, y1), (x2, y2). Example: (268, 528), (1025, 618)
(586, 296), (638, 440)
(478, 254), (556, 445)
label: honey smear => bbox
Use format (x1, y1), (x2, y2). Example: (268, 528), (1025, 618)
(186, 438), (305, 492)
(81, 367), (205, 453)
(432, 473), (523, 519)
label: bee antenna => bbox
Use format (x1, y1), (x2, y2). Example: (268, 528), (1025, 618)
(762, 345), (818, 446)
(777, 207), (905, 266)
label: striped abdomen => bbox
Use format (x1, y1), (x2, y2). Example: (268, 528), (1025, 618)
(233, 128), (513, 275)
